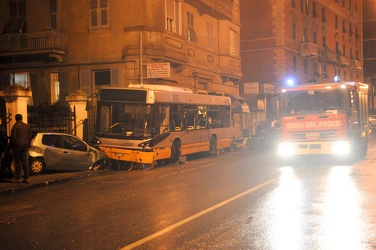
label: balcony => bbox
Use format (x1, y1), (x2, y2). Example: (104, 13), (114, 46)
(0, 30), (65, 64)
(348, 10), (360, 21)
(353, 59), (362, 69)
(301, 42), (319, 57)
(337, 54), (350, 67)
(319, 49), (337, 64)
(184, 0), (233, 20)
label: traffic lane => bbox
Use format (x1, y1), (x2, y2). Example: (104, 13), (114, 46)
(1, 148), (376, 249)
(128, 153), (376, 249)
(0, 150), (279, 249)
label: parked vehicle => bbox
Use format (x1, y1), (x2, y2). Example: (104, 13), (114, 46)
(29, 132), (108, 174)
(369, 109), (376, 127)
(248, 120), (280, 150)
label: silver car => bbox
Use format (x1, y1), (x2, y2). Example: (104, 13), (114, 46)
(29, 132), (107, 174)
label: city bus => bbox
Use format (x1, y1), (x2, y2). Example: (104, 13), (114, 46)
(93, 84), (233, 169)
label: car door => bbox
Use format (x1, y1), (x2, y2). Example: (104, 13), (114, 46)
(58, 135), (93, 171)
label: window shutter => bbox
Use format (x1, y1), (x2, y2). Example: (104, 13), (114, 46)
(80, 70), (91, 95)
(59, 71), (69, 104)
(111, 69), (119, 87)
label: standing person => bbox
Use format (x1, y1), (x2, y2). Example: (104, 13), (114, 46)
(10, 114), (31, 184)
(0, 118), (9, 182)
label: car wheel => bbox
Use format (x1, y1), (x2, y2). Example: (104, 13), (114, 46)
(30, 158), (46, 175)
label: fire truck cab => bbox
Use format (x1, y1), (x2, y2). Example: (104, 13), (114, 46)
(277, 82), (369, 159)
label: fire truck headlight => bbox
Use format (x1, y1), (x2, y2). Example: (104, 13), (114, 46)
(331, 141), (350, 155)
(278, 142), (295, 157)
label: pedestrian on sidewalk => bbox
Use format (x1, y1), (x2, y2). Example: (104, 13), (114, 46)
(0, 118), (11, 182)
(10, 114), (31, 184)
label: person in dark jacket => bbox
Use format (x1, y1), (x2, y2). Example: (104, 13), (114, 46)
(10, 114), (31, 183)
(0, 118), (10, 182)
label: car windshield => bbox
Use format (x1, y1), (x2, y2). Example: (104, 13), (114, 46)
(281, 88), (346, 116)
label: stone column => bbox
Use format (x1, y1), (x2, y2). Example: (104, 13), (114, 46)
(66, 90), (88, 139)
(0, 84), (32, 136)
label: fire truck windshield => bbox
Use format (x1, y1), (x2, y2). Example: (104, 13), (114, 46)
(281, 88), (346, 116)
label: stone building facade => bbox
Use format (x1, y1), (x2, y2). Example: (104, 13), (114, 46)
(240, 0), (363, 126)
(0, 0), (243, 138)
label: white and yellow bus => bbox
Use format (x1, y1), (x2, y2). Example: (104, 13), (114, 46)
(94, 84), (233, 169)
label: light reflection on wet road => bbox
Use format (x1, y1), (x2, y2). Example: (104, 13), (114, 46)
(238, 162), (376, 250)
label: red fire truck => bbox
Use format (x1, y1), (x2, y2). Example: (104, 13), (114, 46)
(277, 82), (369, 159)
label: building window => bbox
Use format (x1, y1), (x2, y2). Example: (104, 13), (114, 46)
(313, 31), (317, 44)
(300, 0), (304, 13)
(322, 8), (326, 23)
(292, 22), (296, 41)
(207, 22), (213, 49)
(90, 0), (109, 29)
(293, 55), (297, 73)
(166, 0), (181, 35)
(342, 19), (346, 33)
(322, 35), (326, 47)
(2, 0), (26, 33)
(10, 72), (29, 88)
(335, 0), (339, 3)
(303, 59), (308, 76)
(50, 73), (60, 103)
(322, 64), (328, 79)
(187, 12), (197, 42)
(335, 15), (338, 30)
(343, 44), (346, 56)
(94, 70), (110, 86)
(342, 0), (346, 8)
(312, 2), (318, 18)
(305, 0), (309, 15)
(313, 61), (319, 77)
(49, 0), (57, 29)
(229, 29), (238, 56)
(349, 23), (352, 37)
(292, 0), (296, 8)
(350, 48), (353, 59)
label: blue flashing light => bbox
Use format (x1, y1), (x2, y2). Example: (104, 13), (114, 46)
(334, 75), (340, 82)
(287, 79), (294, 87)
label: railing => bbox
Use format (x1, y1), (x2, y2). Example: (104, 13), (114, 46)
(28, 104), (75, 134)
(0, 30), (64, 53)
(185, 0), (233, 19)
(320, 49), (337, 63)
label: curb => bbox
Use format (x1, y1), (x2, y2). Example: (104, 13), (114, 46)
(0, 170), (111, 195)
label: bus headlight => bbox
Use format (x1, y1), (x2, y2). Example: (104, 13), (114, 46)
(331, 141), (350, 155)
(278, 142), (296, 157)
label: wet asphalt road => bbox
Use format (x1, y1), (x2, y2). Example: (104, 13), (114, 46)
(1, 138), (376, 249)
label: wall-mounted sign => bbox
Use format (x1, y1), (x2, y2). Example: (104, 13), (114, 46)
(263, 83), (274, 94)
(147, 63), (170, 78)
(244, 82), (259, 94)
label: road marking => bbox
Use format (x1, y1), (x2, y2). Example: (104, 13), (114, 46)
(180, 163), (215, 173)
(121, 179), (275, 249)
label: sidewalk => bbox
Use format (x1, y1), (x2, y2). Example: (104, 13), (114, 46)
(0, 170), (108, 195)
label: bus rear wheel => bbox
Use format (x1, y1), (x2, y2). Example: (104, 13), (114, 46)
(170, 140), (181, 164)
(209, 136), (220, 156)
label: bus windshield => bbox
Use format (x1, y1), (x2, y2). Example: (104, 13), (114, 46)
(97, 103), (154, 139)
(281, 88), (347, 116)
